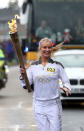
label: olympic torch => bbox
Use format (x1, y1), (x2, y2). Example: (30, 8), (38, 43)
(8, 15), (32, 92)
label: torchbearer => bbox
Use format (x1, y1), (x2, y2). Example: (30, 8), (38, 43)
(8, 14), (32, 92)
(19, 37), (71, 131)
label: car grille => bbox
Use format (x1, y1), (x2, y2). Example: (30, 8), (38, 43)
(69, 79), (84, 85)
(70, 79), (78, 85)
(61, 79), (84, 97)
(61, 93), (84, 97)
(80, 79), (84, 85)
(80, 89), (84, 92)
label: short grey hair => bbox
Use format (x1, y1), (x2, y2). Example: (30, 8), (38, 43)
(39, 37), (52, 49)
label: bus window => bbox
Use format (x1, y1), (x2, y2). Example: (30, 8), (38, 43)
(21, 0), (84, 51)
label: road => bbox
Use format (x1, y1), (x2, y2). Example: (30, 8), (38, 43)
(0, 66), (84, 131)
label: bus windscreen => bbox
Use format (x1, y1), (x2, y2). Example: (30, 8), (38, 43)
(34, 0), (84, 43)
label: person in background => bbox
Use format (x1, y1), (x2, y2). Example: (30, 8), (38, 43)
(56, 32), (63, 44)
(51, 33), (57, 46)
(63, 28), (72, 43)
(0, 46), (5, 68)
(19, 37), (71, 131)
(35, 20), (53, 40)
(6, 40), (15, 62)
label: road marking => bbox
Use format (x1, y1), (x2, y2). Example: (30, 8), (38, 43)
(15, 125), (19, 131)
(0, 100), (33, 110)
(31, 124), (37, 127)
(18, 101), (23, 108)
(0, 124), (37, 130)
(17, 102), (33, 110)
(0, 107), (33, 111)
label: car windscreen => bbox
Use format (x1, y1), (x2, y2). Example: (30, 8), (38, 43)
(53, 54), (84, 67)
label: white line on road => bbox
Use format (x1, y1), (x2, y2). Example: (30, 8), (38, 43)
(31, 124), (37, 127)
(0, 106), (32, 111)
(18, 101), (23, 108)
(0, 101), (33, 110)
(0, 124), (37, 130)
(15, 125), (19, 131)
(0, 125), (25, 130)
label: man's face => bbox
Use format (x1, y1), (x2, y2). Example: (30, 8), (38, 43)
(41, 21), (46, 28)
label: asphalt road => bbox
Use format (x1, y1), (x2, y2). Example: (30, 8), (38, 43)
(0, 66), (84, 131)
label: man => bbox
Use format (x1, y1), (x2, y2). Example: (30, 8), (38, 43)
(0, 47), (5, 67)
(35, 20), (53, 40)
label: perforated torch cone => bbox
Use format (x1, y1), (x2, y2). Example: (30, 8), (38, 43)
(10, 32), (32, 92)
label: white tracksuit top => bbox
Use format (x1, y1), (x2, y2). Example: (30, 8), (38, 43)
(21, 58), (71, 101)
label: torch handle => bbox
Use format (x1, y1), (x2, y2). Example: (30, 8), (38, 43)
(10, 32), (32, 92)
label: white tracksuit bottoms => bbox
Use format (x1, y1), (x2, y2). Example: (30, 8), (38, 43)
(33, 98), (62, 131)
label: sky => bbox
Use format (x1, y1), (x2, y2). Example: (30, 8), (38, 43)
(0, 0), (24, 8)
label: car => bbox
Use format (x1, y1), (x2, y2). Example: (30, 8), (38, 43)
(52, 49), (84, 100)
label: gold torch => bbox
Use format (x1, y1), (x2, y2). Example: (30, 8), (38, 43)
(8, 15), (32, 92)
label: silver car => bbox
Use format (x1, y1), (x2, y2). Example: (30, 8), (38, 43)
(52, 49), (84, 100)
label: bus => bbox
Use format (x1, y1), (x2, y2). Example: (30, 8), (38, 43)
(20, 0), (84, 65)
